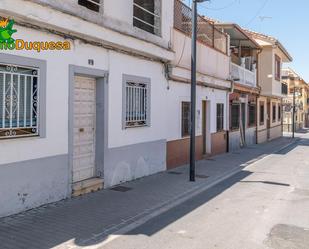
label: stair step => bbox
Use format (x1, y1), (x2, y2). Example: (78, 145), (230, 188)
(72, 177), (104, 197)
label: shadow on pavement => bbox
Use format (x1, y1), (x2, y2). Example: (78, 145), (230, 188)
(125, 170), (252, 237)
(0, 136), (304, 249)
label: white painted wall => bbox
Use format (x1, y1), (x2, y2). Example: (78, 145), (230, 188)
(0, 0), (174, 62)
(107, 51), (168, 148)
(172, 30), (230, 81)
(166, 81), (228, 142)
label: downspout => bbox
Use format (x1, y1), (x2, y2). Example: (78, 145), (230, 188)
(255, 48), (262, 144)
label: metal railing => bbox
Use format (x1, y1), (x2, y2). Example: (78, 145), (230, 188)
(174, 0), (228, 55)
(0, 64), (39, 139)
(231, 63), (256, 87)
(125, 82), (148, 127)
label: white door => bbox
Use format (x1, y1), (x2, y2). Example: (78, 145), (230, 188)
(73, 76), (96, 183)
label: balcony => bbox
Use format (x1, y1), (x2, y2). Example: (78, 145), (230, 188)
(174, 0), (228, 55)
(231, 63), (256, 87)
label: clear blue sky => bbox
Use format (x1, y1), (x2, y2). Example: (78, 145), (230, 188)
(184, 0), (308, 81)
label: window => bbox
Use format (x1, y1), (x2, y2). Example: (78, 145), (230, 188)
(133, 0), (161, 35)
(124, 76), (150, 128)
(248, 103), (256, 127)
(272, 103), (277, 122)
(260, 102), (265, 125)
(181, 102), (190, 137)
(78, 0), (101, 12)
(275, 55), (281, 81)
(230, 103), (240, 130)
(0, 64), (39, 139)
(216, 103), (224, 132)
(278, 105), (281, 121)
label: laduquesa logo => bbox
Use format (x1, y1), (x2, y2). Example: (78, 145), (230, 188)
(0, 17), (71, 52)
(0, 18), (17, 46)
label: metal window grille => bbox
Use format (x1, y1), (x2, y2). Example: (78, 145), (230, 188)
(230, 103), (240, 130)
(216, 103), (224, 131)
(272, 104), (277, 122)
(174, 0), (228, 54)
(0, 64), (39, 139)
(133, 0), (160, 35)
(248, 104), (256, 126)
(260, 103), (265, 125)
(125, 82), (148, 127)
(78, 0), (101, 12)
(181, 101), (190, 137)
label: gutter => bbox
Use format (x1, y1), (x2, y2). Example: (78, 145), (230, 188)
(167, 74), (232, 91)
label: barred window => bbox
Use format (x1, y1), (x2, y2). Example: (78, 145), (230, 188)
(216, 103), (224, 132)
(272, 103), (277, 122)
(260, 102), (265, 125)
(248, 103), (256, 127)
(181, 102), (190, 137)
(78, 0), (101, 12)
(278, 105), (281, 121)
(133, 0), (161, 35)
(125, 81), (149, 128)
(230, 103), (240, 130)
(0, 64), (39, 139)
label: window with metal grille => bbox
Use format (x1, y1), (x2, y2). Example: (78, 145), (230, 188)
(125, 81), (148, 128)
(181, 101), (190, 137)
(272, 103), (277, 122)
(248, 103), (256, 127)
(78, 0), (101, 12)
(0, 64), (39, 139)
(133, 0), (161, 35)
(216, 103), (224, 132)
(260, 102), (265, 125)
(230, 103), (240, 130)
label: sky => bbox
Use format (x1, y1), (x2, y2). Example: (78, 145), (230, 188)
(184, 0), (309, 81)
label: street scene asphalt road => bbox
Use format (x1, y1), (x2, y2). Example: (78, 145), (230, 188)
(100, 133), (309, 249)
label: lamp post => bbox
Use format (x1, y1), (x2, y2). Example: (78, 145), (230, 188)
(190, 0), (208, 182)
(292, 86), (296, 138)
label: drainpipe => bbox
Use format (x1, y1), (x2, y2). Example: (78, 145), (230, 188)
(255, 49), (262, 144)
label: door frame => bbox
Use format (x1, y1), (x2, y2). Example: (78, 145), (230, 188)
(68, 65), (108, 193)
(267, 100), (271, 139)
(202, 101), (207, 155)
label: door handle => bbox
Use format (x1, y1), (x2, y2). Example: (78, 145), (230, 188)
(79, 128), (85, 133)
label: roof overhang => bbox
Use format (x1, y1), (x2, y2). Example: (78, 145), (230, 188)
(214, 23), (261, 49)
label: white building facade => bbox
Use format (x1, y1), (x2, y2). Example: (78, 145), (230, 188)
(0, 0), (174, 217)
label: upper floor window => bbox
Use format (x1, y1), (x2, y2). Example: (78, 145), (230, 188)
(0, 64), (39, 139)
(133, 0), (161, 35)
(78, 0), (101, 12)
(275, 54), (281, 81)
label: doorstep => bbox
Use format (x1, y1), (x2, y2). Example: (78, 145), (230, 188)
(72, 177), (104, 197)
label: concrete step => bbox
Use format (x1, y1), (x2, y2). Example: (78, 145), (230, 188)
(72, 177), (104, 197)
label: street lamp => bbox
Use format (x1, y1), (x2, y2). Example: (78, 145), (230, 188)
(292, 86), (301, 138)
(190, 0), (209, 182)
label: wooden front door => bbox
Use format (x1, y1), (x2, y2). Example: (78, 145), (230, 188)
(73, 76), (96, 183)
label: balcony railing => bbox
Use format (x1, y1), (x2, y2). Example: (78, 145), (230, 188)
(231, 63), (256, 87)
(174, 0), (228, 55)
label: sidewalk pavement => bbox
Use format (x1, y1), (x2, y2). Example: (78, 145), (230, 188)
(0, 136), (298, 249)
